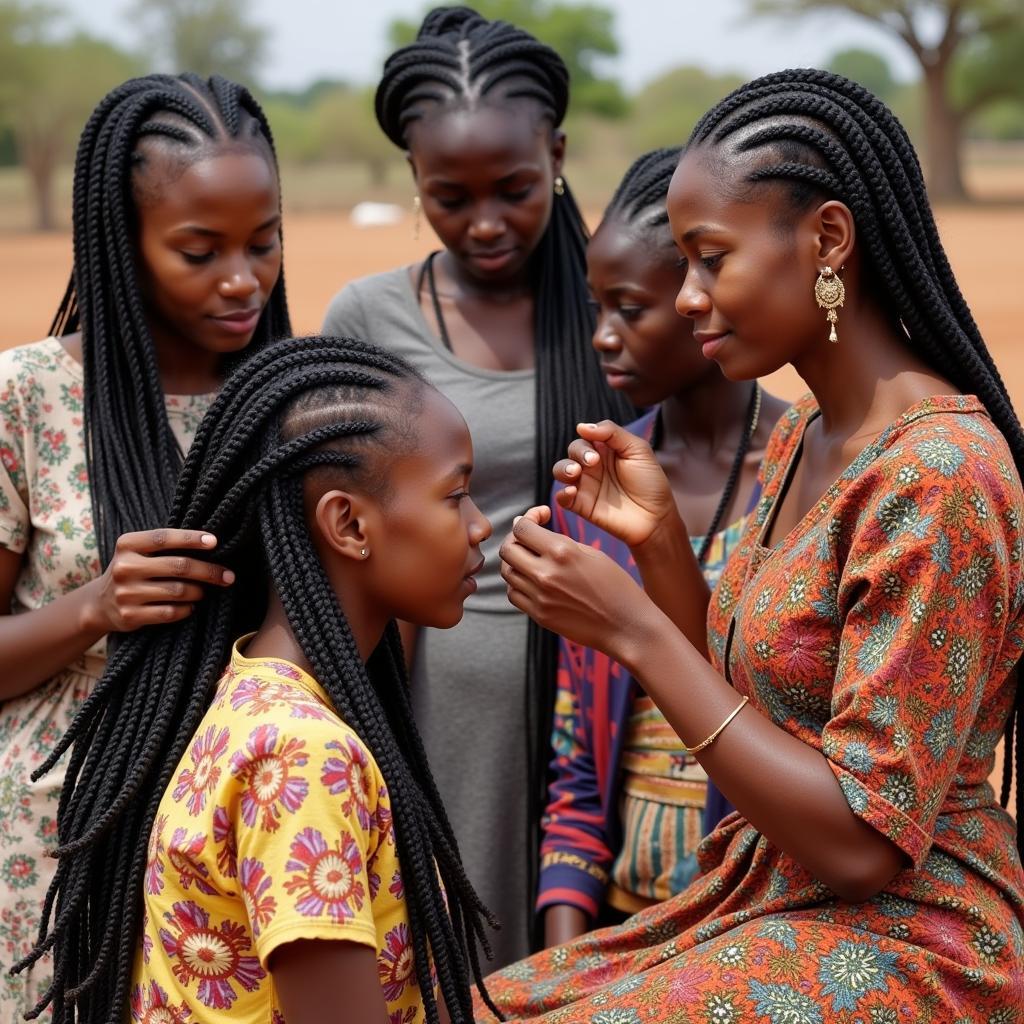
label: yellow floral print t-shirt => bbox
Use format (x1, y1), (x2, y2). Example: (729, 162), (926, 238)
(132, 638), (426, 1024)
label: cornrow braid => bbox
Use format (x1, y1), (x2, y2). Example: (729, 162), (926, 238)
(14, 335), (502, 1024)
(375, 5), (635, 931)
(688, 68), (1023, 854)
(52, 72), (291, 572)
(603, 146), (682, 235)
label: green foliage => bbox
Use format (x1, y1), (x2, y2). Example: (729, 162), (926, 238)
(387, 0), (628, 118)
(129, 0), (267, 87)
(627, 65), (745, 152)
(0, 0), (142, 227)
(827, 47), (897, 102)
(312, 86), (397, 184)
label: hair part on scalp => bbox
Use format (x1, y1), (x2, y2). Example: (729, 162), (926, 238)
(15, 336), (501, 1024)
(376, 6), (635, 940)
(51, 72), (291, 573)
(688, 67), (1024, 857)
(602, 145), (682, 244)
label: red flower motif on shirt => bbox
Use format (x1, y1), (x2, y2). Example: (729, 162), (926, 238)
(173, 725), (230, 816)
(230, 676), (331, 721)
(239, 858), (277, 937)
(389, 1009), (418, 1024)
(212, 806), (238, 879)
(321, 736), (373, 831)
(129, 979), (191, 1024)
(777, 620), (822, 677)
(230, 724), (309, 832)
(378, 923), (417, 1002)
(167, 828), (216, 895)
(145, 814), (168, 895)
(284, 827), (365, 922)
(158, 900), (264, 1010)
(389, 870), (405, 902)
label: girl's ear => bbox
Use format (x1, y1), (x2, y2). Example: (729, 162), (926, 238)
(550, 128), (566, 180)
(813, 199), (855, 273)
(314, 489), (371, 562)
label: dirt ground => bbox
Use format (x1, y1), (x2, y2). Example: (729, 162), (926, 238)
(0, 207), (1020, 802)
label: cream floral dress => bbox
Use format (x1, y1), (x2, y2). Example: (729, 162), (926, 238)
(0, 338), (212, 1022)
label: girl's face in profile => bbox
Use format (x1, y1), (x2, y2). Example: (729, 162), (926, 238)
(666, 148), (823, 381)
(587, 215), (712, 408)
(359, 387), (492, 629)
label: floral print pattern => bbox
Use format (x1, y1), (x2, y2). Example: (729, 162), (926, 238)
(476, 396), (1024, 1023)
(0, 338), (212, 1021)
(134, 640), (431, 1022)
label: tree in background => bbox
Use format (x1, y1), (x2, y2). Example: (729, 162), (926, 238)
(130, 0), (266, 87)
(751, 0), (1024, 200)
(388, 0), (628, 118)
(0, 0), (140, 229)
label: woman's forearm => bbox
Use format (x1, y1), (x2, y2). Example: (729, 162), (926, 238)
(0, 578), (107, 701)
(617, 603), (905, 902)
(630, 515), (711, 659)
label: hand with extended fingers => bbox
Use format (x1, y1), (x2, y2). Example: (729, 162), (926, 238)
(553, 420), (678, 549)
(85, 528), (234, 633)
(499, 506), (650, 656)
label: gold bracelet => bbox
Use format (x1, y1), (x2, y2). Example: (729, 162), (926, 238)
(682, 695), (749, 754)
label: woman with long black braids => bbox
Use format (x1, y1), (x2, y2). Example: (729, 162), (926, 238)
(324, 5), (632, 966)
(0, 73), (288, 1020)
(15, 335), (502, 1024)
(483, 70), (1024, 1020)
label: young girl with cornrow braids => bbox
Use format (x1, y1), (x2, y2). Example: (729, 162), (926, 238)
(16, 335), (500, 1024)
(324, 5), (633, 966)
(0, 73), (289, 1019)
(485, 69), (1024, 1020)
(538, 148), (788, 948)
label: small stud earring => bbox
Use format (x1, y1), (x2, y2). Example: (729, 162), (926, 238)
(553, 175), (565, 197)
(360, 548), (368, 558)
(814, 266), (845, 344)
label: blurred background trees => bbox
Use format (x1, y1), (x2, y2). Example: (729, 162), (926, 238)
(2, 0), (1023, 230)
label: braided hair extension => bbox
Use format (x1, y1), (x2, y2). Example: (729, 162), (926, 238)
(687, 69), (1023, 853)
(375, 5), (635, 930)
(14, 336), (503, 1024)
(603, 146), (682, 239)
(51, 72), (291, 572)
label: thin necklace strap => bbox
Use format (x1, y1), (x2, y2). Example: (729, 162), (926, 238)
(417, 250), (454, 352)
(695, 381), (761, 566)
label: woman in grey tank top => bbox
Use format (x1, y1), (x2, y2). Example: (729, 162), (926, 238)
(324, 7), (632, 967)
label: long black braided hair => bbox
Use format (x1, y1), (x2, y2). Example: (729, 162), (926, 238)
(14, 336), (502, 1024)
(687, 69), (1022, 853)
(50, 72), (291, 571)
(375, 5), (635, 928)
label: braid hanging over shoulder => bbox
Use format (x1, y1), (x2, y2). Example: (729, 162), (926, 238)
(52, 72), (291, 571)
(14, 336), (502, 1024)
(688, 68), (1023, 854)
(375, 5), (636, 929)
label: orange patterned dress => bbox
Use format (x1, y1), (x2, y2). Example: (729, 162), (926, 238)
(476, 395), (1024, 1024)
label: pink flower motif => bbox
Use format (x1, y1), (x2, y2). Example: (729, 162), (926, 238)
(230, 724), (309, 832)
(159, 900), (264, 1010)
(776, 620), (822, 677)
(378, 923), (417, 1002)
(129, 979), (191, 1023)
(167, 828), (216, 895)
(321, 736), (373, 831)
(284, 827), (365, 923)
(389, 1007), (418, 1024)
(173, 725), (230, 816)
(230, 676), (331, 720)
(142, 909), (154, 965)
(0, 445), (19, 474)
(240, 858), (277, 937)
(145, 814), (168, 895)
(212, 806), (238, 879)
(389, 870), (405, 901)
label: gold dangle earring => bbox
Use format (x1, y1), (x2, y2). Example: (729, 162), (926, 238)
(412, 194), (421, 240)
(814, 265), (845, 343)
(553, 175), (565, 197)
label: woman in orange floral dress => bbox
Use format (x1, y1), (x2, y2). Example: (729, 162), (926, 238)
(488, 71), (1024, 1023)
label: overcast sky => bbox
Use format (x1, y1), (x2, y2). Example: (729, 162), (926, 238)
(59, 0), (922, 92)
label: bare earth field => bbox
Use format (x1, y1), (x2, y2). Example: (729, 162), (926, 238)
(0, 203), (1021, 804)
